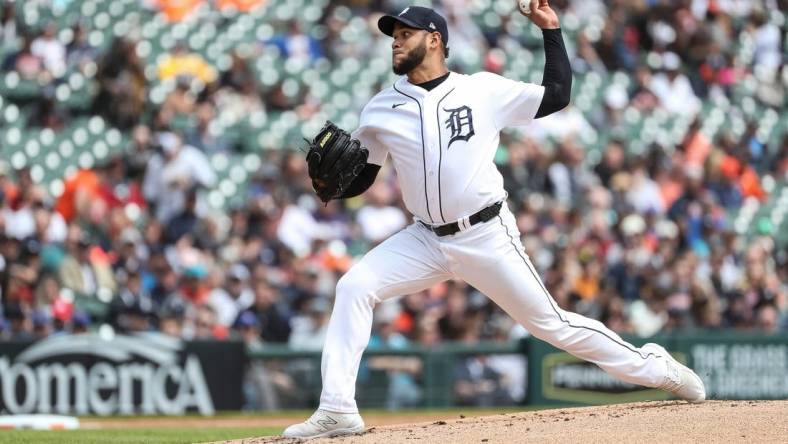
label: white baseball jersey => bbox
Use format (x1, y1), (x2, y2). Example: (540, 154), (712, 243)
(352, 72), (544, 224)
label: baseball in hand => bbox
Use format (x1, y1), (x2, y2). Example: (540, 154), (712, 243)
(517, 0), (531, 15)
(516, 0), (559, 29)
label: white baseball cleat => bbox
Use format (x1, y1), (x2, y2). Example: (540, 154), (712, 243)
(282, 408), (365, 440)
(643, 343), (706, 403)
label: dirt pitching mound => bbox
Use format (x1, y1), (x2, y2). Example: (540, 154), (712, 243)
(227, 400), (787, 444)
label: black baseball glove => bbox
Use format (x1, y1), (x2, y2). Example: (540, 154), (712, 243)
(305, 121), (369, 203)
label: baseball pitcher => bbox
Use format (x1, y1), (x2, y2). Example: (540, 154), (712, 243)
(286, 1), (705, 439)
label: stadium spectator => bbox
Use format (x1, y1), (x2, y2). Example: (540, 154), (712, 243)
(266, 20), (323, 65)
(66, 23), (99, 69)
(243, 279), (292, 343)
(69, 310), (91, 334)
(58, 230), (116, 296)
(629, 66), (660, 112)
(453, 355), (513, 407)
(288, 297), (330, 350)
(235, 309), (263, 345)
(112, 263), (150, 313)
(756, 304), (780, 333)
(4, 304), (33, 340)
(31, 23), (66, 79)
(159, 302), (186, 338)
(0, 1), (18, 46)
(220, 51), (256, 93)
(184, 101), (232, 153)
(2, 34), (43, 79)
(749, 10), (782, 69)
(163, 0), (204, 22)
(157, 42), (218, 84)
(368, 302), (423, 409)
(355, 180), (407, 243)
(31, 309), (52, 338)
(3, 176), (47, 240)
(54, 167), (101, 223)
(648, 51), (702, 116)
(125, 125), (157, 180)
(142, 132), (216, 223)
(438, 282), (474, 341)
(208, 264), (255, 327)
(93, 37), (146, 130)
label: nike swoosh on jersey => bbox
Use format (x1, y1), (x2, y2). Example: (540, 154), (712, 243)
(392, 102), (407, 109)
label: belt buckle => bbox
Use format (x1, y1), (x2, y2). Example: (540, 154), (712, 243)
(457, 215), (472, 232)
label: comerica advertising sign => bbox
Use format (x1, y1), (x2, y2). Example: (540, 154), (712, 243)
(0, 333), (245, 415)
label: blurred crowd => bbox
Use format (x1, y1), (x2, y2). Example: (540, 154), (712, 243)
(0, 0), (786, 384)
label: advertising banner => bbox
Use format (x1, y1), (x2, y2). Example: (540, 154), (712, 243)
(0, 333), (245, 415)
(685, 335), (788, 400)
(526, 337), (670, 405)
(526, 334), (788, 405)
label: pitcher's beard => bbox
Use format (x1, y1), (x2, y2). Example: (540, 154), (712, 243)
(392, 42), (426, 75)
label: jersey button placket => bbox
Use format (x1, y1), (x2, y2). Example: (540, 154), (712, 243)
(421, 96), (441, 223)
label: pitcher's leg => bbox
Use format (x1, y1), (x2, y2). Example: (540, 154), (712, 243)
(452, 210), (668, 388)
(320, 225), (450, 413)
(510, 256), (666, 386)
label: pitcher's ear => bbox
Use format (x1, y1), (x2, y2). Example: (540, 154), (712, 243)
(431, 32), (442, 49)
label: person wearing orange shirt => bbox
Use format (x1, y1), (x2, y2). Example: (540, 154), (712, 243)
(157, 0), (203, 22)
(54, 169), (101, 223)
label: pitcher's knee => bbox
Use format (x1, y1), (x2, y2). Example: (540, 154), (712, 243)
(335, 267), (379, 306)
(524, 311), (574, 343)
(526, 321), (565, 343)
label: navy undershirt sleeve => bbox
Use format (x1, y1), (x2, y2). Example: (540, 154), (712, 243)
(535, 28), (572, 119)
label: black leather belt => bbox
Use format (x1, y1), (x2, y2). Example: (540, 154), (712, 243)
(421, 201), (503, 237)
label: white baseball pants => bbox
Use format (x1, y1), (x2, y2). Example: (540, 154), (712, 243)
(319, 203), (669, 413)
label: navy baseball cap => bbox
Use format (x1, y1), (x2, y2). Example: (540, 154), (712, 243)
(378, 6), (449, 48)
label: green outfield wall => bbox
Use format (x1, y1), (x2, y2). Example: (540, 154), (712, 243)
(246, 332), (788, 409)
